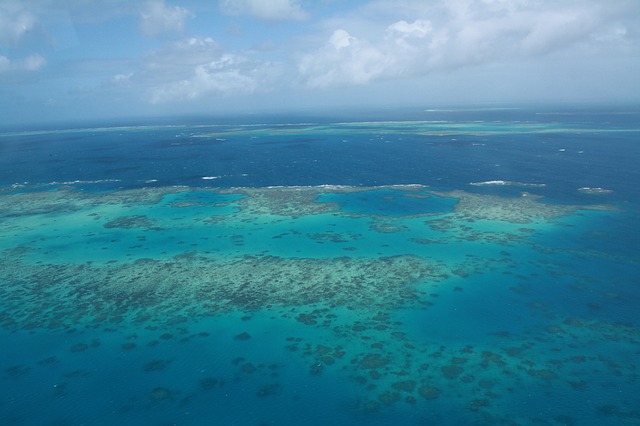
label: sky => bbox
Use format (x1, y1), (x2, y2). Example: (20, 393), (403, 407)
(1, 0), (639, 125)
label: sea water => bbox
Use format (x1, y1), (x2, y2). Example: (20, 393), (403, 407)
(0, 106), (639, 425)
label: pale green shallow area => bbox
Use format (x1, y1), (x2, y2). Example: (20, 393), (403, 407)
(1, 185), (638, 424)
(0, 185), (589, 264)
(190, 121), (640, 139)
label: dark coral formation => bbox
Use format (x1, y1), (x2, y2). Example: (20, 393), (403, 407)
(103, 215), (156, 229)
(0, 253), (440, 331)
(359, 354), (390, 369)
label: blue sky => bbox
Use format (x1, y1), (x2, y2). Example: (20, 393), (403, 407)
(1, 0), (639, 125)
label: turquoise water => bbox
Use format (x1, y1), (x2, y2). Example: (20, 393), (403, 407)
(1, 108), (639, 425)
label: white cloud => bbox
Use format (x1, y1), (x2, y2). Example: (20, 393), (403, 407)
(386, 19), (431, 39)
(296, 0), (640, 89)
(140, 0), (193, 36)
(329, 29), (355, 50)
(0, 3), (38, 46)
(298, 29), (388, 88)
(136, 36), (277, 103)
(106, 72), (134, 88)
(24, 53), (46, 70)
(145, 37), (221, 79)
(219, 0), (308, 21)
(0, 53), (46, 73)
(114, 72), (133, 83)
(150, 55), (259, 103)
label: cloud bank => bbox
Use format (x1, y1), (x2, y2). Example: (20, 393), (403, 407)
(122, 37), (277, 103)
(0, 0), (638, 124)
(297, 0), (639, 88)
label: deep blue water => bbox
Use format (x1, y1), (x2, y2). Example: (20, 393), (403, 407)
(1, 107), (638, 204)
(0, 106), (639, 425)
(316, 189), (457, 216)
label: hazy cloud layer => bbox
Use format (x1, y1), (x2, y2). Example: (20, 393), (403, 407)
(149, 57), (256, 103)
(0, 3), (46, 76)
(0, 3), (39, 46)
(219, 0), (308, 21)
(109, 37), (277, 104)
(0, 53), (46, 73)
(140, 0), (193, 36)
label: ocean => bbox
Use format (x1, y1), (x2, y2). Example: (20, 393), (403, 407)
(0, 106), (638, 425)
